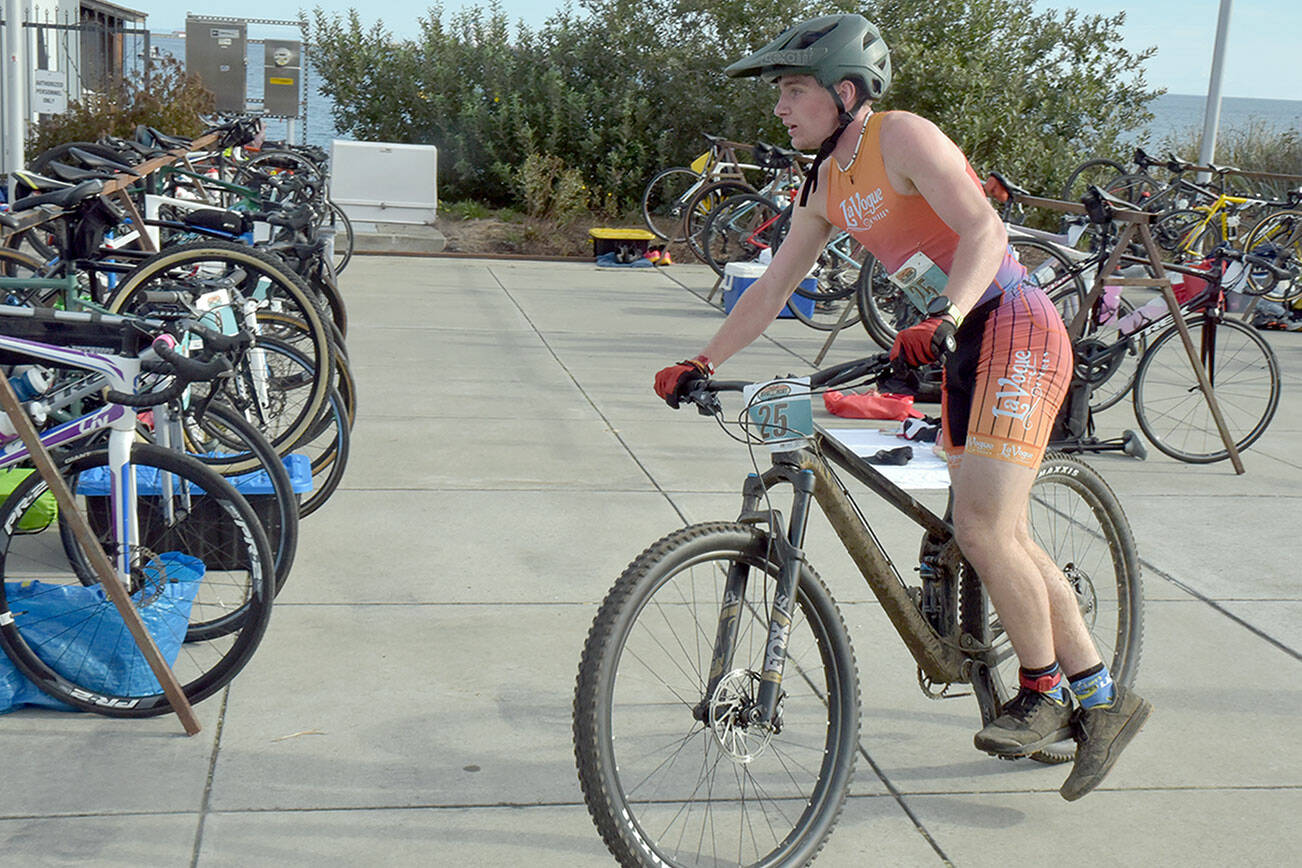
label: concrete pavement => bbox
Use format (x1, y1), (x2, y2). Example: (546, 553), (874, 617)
(0, 255), (1297, 866)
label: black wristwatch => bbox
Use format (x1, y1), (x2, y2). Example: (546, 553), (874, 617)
(926, 295), (963, 328)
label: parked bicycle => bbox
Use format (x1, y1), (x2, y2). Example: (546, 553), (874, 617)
(0, 306), (276, 715)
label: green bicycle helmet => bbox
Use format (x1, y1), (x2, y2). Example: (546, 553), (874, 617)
(726, 15), (892, 206)
(725, 14), (891, 102)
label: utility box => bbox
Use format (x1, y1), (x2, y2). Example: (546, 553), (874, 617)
(262, 39), (301, 117)
(329, 140), (438, 225)
(185, 17), (247, 113)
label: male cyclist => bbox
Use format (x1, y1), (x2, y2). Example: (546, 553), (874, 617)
(653, 14), (1150, 801)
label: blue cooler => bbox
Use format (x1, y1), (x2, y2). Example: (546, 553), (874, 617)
(721, 261), (817, 319)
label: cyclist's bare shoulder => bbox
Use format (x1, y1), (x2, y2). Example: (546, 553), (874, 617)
(878, 111), (970, 193)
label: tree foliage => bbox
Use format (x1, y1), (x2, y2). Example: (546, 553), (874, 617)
(309, 0), (1159, 211)
(27, 57), (214, 155)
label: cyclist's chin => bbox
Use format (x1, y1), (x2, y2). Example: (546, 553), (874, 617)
(787, 128), (822, 150)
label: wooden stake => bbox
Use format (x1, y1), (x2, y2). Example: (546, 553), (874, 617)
(1133, 222), (1245, 473)
(0, 379), (201, 734)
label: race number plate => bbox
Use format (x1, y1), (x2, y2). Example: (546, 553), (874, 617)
(742, 377), (812, 452)
(888, 250), (948, 312)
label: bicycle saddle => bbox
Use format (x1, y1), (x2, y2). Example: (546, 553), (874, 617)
(1166, 155), (1195, 173)
(146, 125), (194, 150)
(10, 169), (72, 194)
(9, 179), (105, 213)
(1206, 162), (1241, 176)
(1133, 147), (1158, 169)
(1081, 185), (1137, 223)
(44, 161), (119, 183)
(69, 146), (139, 176)
(984, 170), (1030, 202)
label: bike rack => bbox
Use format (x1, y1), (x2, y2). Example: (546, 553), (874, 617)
(1014, 187), (1246, 474)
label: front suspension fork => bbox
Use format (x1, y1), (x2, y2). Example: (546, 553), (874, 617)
(699, 465), (816, 727)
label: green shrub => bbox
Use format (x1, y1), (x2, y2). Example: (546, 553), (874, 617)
(311, 0), (1158, 211)
(26, 57), (214, 155)
(441, 199), (493, 220)
(518, 153), (589, 219)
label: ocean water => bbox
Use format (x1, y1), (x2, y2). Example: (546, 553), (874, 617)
(1138, 93), (1302, 149)
(150, 35), (1300, 154)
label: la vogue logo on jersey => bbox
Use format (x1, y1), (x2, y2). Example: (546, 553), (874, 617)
(838, 188), (889, 232)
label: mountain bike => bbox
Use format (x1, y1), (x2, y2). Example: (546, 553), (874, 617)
(574, 354), (1143, 867)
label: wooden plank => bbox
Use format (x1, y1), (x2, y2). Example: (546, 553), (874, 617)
(99, 133), (221, 196)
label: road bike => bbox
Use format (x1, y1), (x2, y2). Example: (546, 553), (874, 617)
(0, 305), (276, 714)
(574, 354), (1143, 866)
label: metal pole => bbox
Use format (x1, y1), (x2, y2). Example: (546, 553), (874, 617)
(1196, 0), (1234, 184)
(3, 0), (28, 204)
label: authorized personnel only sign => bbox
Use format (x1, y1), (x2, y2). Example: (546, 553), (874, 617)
(32, 70), (67, 115)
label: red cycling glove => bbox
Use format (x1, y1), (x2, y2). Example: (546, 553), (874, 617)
(890, 317), (957, 367)
(654, 356), (714, 409)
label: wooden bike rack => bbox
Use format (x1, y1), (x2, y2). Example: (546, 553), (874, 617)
(1014, 189), (1246, 474)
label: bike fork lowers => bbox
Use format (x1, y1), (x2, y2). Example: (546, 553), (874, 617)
(701, 463), (817, 728)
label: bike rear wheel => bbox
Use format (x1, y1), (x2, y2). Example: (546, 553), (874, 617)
(574, 522), (859, 868)
(856, 252), (922, 350)
(1132, 314), (1280, 463)
(682, 181), (755, 263)
(641, 167), (702, 242)
(960, 452), (1144, 764)
(700, 193), (784, 276)
(1060, 158), (1126, 204)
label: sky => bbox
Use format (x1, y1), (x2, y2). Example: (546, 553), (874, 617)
(136, 1), (1299, 102)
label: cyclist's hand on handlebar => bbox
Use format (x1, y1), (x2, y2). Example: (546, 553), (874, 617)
(654, 356), (713, 409)
(890, 317), (956, 367)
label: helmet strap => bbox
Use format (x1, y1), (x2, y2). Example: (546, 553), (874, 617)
(799, 85), (865, 208)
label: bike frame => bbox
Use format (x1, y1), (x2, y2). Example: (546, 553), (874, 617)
(702, 425), (991, 728)
(0, 328), (151, 583)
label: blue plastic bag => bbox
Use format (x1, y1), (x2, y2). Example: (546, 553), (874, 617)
(0, 552), (204, 713)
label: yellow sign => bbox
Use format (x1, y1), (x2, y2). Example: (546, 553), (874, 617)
(268, 77), (294, 86)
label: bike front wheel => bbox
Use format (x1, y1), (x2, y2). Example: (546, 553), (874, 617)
(1132, 314), (1280, 463)
(574, 522), (859, 868)
(0, 444), (275, 715)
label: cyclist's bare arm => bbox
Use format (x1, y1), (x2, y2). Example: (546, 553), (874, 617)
(879, 112), (1008, 317)
(699, 200), (834, 366)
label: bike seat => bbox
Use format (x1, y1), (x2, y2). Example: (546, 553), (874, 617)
(1133, 147), (1157, 168)
(146, 125), (193, 149)
(984, 170), (1028, 203)
(1081, 184), (1137, 223)
(45, 161), (118, 183)
(9, 179), (105, 213)
(1166, 155), (1195, 173)
(754, 142), (793, 170)
(1207, 162), (1241, 176)
(10, 169), (72, 194)
(69, 146), (139, 176)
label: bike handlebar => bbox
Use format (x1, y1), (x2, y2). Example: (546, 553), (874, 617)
(102, 323), (243, 407)
(683, 353), (896, 416)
